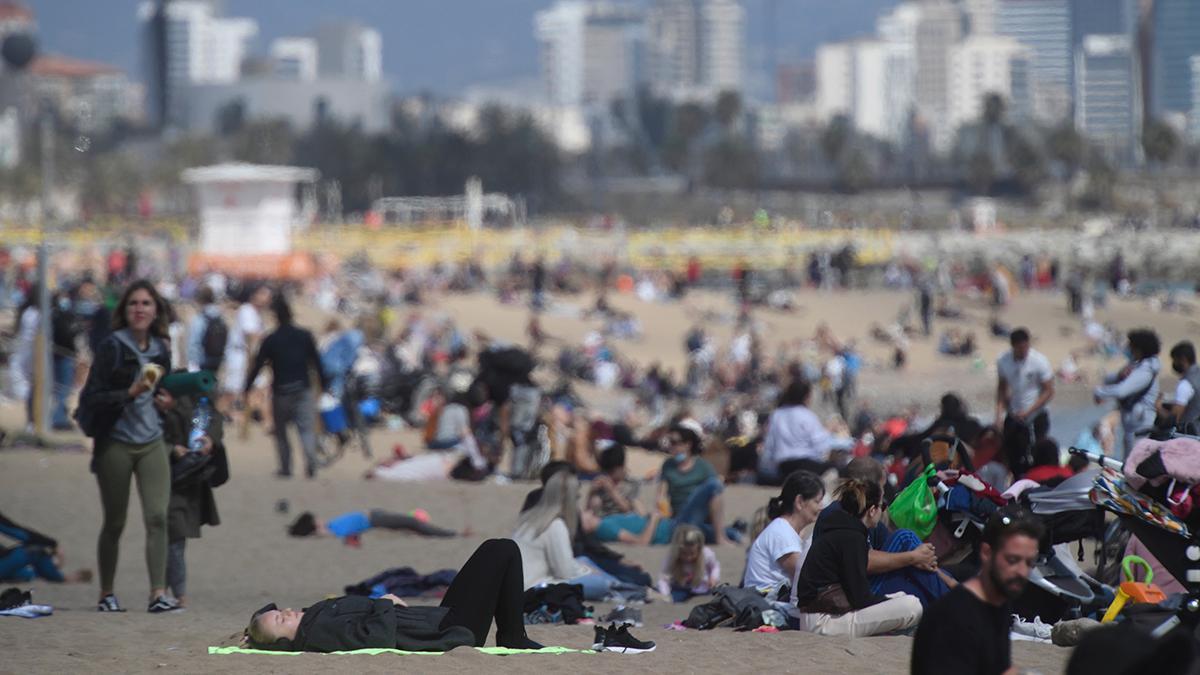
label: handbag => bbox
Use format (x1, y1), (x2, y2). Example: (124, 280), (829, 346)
(800, 583), (853, 615)
(889, 463), (938, 540)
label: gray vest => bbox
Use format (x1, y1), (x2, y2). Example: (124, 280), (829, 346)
(1180, 364), (1200, 433)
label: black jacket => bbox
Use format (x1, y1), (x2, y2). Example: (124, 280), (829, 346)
(162, 394), (229, 540)
(245, 324), (328, 394)
(76, 333), (171, 468)
(292, 596), (475, 653)
(795, 507), (886, 611)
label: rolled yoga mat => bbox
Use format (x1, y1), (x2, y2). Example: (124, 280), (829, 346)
(161, 370), (216, 397)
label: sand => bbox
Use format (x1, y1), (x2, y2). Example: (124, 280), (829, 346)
(4, 286), (1196, 674)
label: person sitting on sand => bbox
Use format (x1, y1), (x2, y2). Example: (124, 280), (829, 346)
(758, 380), (852, 485)
(742, 471), (825, 621)
(243, 539), (543, 652)
(657, 419), (739, 545)
(513, 471), (646, 601)
(795, 479), (924, 637)
(287, 508), (461, 543)
(0, 511), (91, 584)
(657, 525), (719, 603)
(582, 444), (674, 545)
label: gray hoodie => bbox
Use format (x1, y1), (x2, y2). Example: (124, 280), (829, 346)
(109, 329), (165, 445)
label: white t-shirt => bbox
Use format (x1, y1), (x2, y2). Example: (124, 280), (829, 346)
(1176, 379), (1196, 407)
(997, 349), (1053, 415)
(742, 517), (809, 603)
(229, 303), (263, 354)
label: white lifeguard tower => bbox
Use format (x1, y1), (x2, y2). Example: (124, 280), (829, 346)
(182, 163), (319, 255)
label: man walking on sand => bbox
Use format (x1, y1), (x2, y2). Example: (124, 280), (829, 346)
(996, 328), (1054, 478)
(911, 512), (1044, 675)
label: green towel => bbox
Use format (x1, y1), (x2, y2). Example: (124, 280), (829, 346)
(208, 645), (589, 656)
(161, 371), (216, 397)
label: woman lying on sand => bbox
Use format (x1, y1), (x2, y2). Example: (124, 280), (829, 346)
(244, 539), (542, 652)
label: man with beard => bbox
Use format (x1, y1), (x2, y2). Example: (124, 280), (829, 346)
(910, 512), (1043, 675)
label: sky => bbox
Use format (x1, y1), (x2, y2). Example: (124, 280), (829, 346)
(29, 0), (898, 97)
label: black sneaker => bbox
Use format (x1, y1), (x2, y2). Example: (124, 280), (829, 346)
(147, 595), (182, 613)
(600, 622), (656, 654)
(97, 594), (126, 612)
(591, 624), (608, 651)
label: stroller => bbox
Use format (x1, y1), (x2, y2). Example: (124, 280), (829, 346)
(919, 436), (1112, 621)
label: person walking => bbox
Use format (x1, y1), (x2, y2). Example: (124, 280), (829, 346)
(76, 280), (178, 613)
(995, 328), (1054, 477)
(245, 294), (328, 479)
(1095, 329), (1161, 459)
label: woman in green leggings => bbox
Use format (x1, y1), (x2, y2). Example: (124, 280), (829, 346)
(77, 280), (178, 613)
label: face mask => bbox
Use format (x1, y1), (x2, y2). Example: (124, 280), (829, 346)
(674, 452), (688, 463)
(1123, 347), (1133, 361)
(1174, 363), (1187, 375)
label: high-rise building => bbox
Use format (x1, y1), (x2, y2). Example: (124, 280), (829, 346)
(312, 21), (382, 83)
(816, 39), (912, 144)
(1191, 55), (1200, 139)
(138, 0), (256, 129)
(995, 0), (1073, 123)
(1073, 0), (1136, 46)
(963, 0), (996, 36)
(1075, 34), (1141, 161)
(877, 1), (961, 152)
(647, 0), (744, 99)
(1150, 0), (1200, 120)
(535, 1), (645, 108)
(948, 35), (1032, 132)
(270, 38), (318, 81)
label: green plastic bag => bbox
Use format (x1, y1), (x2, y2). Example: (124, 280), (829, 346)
(888, 463), (938, 540)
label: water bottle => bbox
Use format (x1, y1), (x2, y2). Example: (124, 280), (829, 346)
(188, 397), (211, 452)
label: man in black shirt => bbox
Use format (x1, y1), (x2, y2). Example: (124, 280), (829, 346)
(910, 512), (1044, 675)
(245, 295), (328, 479)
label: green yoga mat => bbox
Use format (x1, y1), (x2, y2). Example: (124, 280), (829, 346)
(161, 371), (216, 396)
(208, 645), (590, 656)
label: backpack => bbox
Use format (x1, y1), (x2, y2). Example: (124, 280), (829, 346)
(200, 315), (228, 371)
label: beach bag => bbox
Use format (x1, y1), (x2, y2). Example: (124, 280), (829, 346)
(889, 463), (938, 539)
(799, 583), (853, 615)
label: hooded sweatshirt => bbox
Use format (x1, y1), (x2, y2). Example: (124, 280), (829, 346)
(1094, 356), (1160, 436)
(794, 507), (886, 612)
(109, 329), (167, 445)
(291, 595), (474, 653)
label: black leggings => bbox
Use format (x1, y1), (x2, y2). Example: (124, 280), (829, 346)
(368, 509), (457, 538)
(438, 539), (529, 647)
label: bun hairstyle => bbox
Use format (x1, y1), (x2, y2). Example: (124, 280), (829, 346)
(835, 479), (883, 519)
(767, 470), (825, 519)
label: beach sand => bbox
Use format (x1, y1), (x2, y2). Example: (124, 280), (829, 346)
(4, 286), (1196, 674)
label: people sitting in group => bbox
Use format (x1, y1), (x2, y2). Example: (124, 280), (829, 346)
(911, 512), (1044, 675)
(0, 511), (91, 584)
(584, 445), (673, 545)
(657, 419), (739, 545)
(512, 471), (646, 601)
(816, 458), (953, 609)
(742, 470), (825, 622)
(795, 478), (924, 637)
(938, 328), (976, 357)
(287, 509), (460, 542)
(656, 525), (720, 603)
(243, 539), (542, 652)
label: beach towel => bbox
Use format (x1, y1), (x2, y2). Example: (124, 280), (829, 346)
(1091, 467), (1191, 538)
(208, 645), (589, 656)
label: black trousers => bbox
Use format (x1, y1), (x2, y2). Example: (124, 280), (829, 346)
(438, 539), (528, 647)
(368, 510), (457, 538)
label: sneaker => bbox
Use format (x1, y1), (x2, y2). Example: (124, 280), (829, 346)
(97, 594), (126, 612)
(591, 624), (607, 651)
(601, 606), (644, 627)
(600, 622), (656, 654)
(147, 595), (182, 613)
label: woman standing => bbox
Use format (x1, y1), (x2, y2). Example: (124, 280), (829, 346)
(77, 280), (178, 613)
(1095, 329), (1161, 458)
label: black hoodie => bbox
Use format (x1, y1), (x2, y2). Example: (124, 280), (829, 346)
(794, 507), (886, 611)
(292, 596), (474, 653)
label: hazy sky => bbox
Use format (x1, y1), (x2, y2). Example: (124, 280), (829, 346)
(31, 0), (898, 96)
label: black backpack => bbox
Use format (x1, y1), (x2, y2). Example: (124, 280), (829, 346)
(200, 315), (228, 371)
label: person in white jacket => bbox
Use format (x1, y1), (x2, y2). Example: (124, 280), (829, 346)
(1095, 329), (1161, 459)
(759, 380), (852, 485)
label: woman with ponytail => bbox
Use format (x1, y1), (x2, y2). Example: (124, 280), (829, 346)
(742, 471), (825, 612)
(793, 479), (923, 637)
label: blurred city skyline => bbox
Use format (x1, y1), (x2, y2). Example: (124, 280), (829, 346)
(32, 0), (896, 97)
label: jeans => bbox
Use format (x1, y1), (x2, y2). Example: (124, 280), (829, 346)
(569, 556), (647, 602)
(271, 387), (319, 476)
(869, 529), (950, 609)
(0, 547), (64, 582)
(674, 477), (727, 544)
(52, 354), (76, 428)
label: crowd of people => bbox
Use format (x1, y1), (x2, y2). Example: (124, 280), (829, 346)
(3, 245), (1199, 672)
